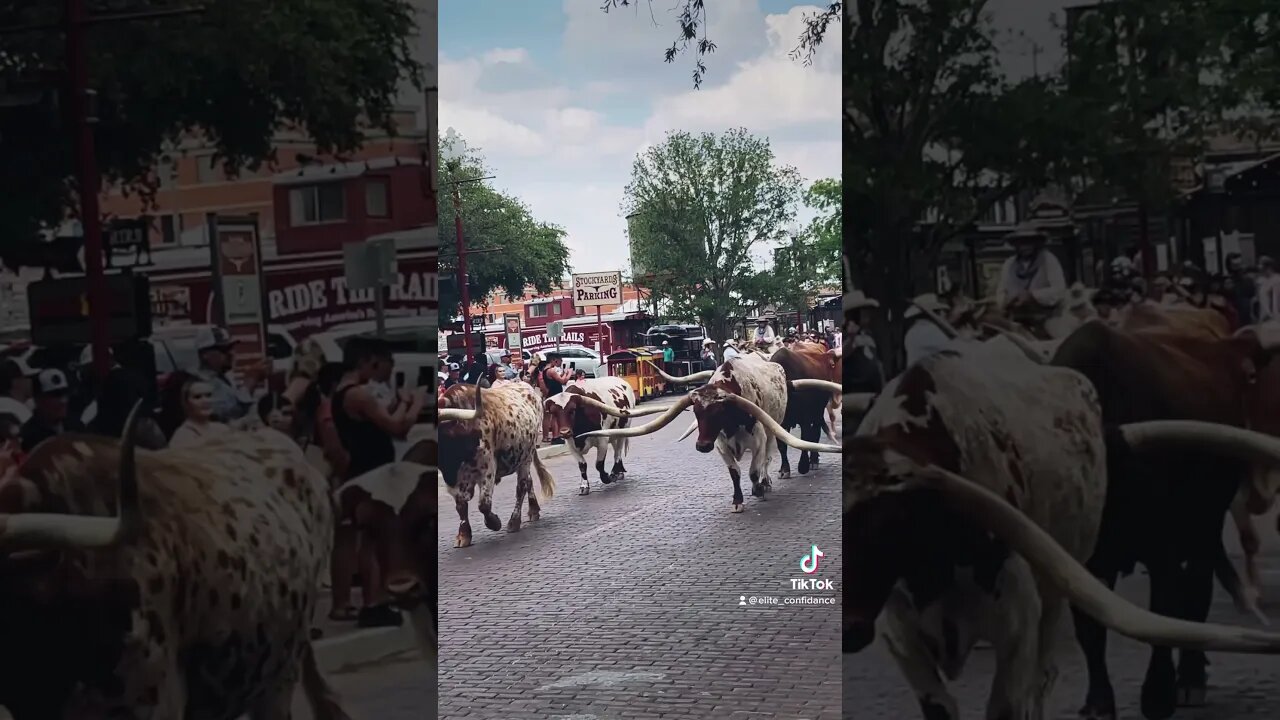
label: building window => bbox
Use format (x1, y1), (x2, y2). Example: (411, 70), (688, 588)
(529, 304), (548, 318)
(157, 156), (178, 189)
(576, 306), (585, 316)
(196, 155), (222, 183)
(551, 303), (560, 316)
(366, 178), (390, 217)
(289, 183), (346, 225)
(158, 214), (182, 246)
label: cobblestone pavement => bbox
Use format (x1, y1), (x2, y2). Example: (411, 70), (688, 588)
(438, 398), (843, 719)
(844, 508), (1280, 719)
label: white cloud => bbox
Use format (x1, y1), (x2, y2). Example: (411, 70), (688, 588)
(441, 3), (840, 275)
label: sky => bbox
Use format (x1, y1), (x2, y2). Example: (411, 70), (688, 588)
(438, 0), (840, 276)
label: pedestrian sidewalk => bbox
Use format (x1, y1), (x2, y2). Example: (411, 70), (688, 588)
(311, 588), (419, 673)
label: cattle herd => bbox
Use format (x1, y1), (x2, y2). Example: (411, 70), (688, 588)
(846, 289), (1280, 720)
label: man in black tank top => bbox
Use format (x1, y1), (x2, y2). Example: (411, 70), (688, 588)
(331, 337), (427, 628)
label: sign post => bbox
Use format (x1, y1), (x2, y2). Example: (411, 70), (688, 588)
(345, 236), (399, 338)
(547, 320), (564, 352)
(207, 213), (268, 369)
(571, 271), (621, 356)
(504, 313), (522, 355)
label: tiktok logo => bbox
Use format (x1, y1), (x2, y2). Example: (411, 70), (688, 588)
(799, 544), (824, 574)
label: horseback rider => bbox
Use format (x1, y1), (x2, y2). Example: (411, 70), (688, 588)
(996, 224), (1066, 337)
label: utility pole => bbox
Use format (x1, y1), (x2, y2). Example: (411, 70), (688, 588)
(66, 0), (110, 380)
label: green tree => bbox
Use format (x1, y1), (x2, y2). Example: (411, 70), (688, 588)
(437, 141), (572, 321)
(803, 177), (842, 285)
(848, 0), (1086, 372)
(1064, 0), (1280, 275)
(623, 128), (802, 343)
(601, 0), (841, 87)
(0, 0), (422, 250)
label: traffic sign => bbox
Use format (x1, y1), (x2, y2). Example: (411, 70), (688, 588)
(446, 333), (485, 353)
(547, 320), (565, 339)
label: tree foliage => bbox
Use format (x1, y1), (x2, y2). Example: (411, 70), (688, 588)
(437, 139), (572, 321)
(623, 128), (802, 342)
(849, 0), (1280, 372)
(0, 0), (422, 250)
(602, 0), (841, 87)
(1064, 0), (1280, 264)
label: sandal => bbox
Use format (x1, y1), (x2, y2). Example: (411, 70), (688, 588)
(328, 606), (359, 622)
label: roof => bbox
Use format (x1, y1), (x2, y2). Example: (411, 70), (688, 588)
(271, 157), (425, 186)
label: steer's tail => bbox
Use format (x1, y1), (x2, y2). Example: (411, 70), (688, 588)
(300, 641), (356, 720)
(533, 451), (557, 500)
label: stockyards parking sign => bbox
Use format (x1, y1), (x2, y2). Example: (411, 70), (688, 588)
(572, 271), (621, 308)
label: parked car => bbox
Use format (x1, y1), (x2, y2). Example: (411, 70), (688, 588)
(308, 317), (436, 419)
(546, 345), (605, 378)
(77, 324), (298, 379)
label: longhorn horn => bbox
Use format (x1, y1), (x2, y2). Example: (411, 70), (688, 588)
(438, 382), (483, 422)
(571, 394), (675, 418)
(1119, 420), (1280, 468)
(905, 461), (1280, 652)
(578, 394), (694, 440)
(0, 400), (144, 551)
(791, 379), (842, 394)
(724, 395), (841, 452)
(912, 302), (961, 340)
(644, 360), (714, 384)
(984, 324), (1047, 364)
(677, 419), (698, 442)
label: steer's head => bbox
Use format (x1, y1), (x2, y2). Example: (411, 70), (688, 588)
(437, 383), (484, 491)
(843, 365), (972, 655)
(338, 453), (436, 608)
(689, 379), (750, 454)
(543, 390), (587, 441)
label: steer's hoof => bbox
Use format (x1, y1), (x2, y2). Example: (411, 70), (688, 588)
(507, 515), (522, 532)
(454, 532), (472, 549)
(1141, 673), (1177, 720)
(811, 455), (820, 466)
(1176, 684), (1207, 707)
(610, 471), (625, 482)
(483, 512), (502, 532)
(779, 469), (791, 479)
(600, 475), (613, 485)
(527, 510), (541, 523)
(579, 485), (590, 496)
(730, 503), (745, 513)
(751, 485), (765, 498)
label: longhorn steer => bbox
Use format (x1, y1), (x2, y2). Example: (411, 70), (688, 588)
(767, 342), (840, 478)
(846, 341), (1280, 720)
(1047, 319), (1280, 719)
(0, 407), (353, 719)
(337, 437), (437, 661)
(438, 382), (556, 548)
(590, 354), (839, 512)
(543, 377), (662, 495)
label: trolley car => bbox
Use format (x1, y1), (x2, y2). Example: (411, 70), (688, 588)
(605, 347), (664, 400)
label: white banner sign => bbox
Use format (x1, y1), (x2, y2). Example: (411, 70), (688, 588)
(572, 271), (621, 308)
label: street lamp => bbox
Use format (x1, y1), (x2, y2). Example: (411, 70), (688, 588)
(441, 127), (474, 364)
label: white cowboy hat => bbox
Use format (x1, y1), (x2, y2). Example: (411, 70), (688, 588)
(1006, 222), (1047, 244)
(903, 293), (949, 320)
(702, 338), (716, 345)
(844, 290), (880, 310)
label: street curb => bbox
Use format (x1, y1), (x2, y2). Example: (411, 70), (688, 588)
(537, 444), (569, 459)
(313, 624), (418, 674)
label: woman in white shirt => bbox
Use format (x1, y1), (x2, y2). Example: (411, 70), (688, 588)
(169, 379), (231, 448)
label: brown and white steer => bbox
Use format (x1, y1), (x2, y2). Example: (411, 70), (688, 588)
(438, 382), (556, 548)
(589, 353), (838, 512)
(0, 406), (352, 719)
(544, 377), (643, 495)
(337, 437), (437, 660)
(847, 341), (1280, 720)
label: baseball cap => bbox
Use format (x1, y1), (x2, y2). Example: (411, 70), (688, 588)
(194, 327), (237, 352)
(35, 368), (69, 396)
(448, 362), (460, 371)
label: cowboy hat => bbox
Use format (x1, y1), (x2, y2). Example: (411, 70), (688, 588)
(903, 293), (949, 320)
(844, 289), (880, 310)
(1006, 222), (1047, 244)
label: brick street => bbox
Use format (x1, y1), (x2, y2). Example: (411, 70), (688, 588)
(844, 507), (1280, 719)
(292, 651), (433, 719)
(438, 397), (843, 719)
